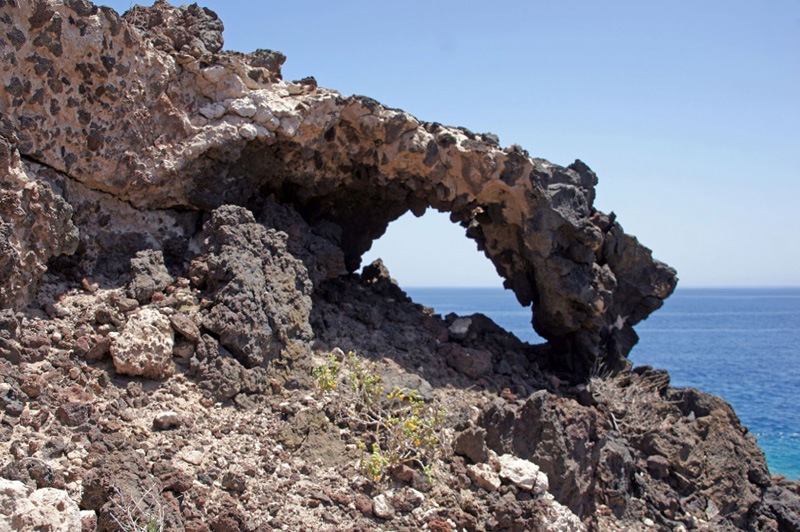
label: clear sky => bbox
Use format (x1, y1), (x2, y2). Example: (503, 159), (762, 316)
(106, 1), (800, 288)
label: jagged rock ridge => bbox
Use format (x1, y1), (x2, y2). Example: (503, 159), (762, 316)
(0, 0), (676, 376)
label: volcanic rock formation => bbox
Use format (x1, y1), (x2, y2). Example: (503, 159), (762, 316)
(0, 0), (676, 377)
(3, 2), (799, 532)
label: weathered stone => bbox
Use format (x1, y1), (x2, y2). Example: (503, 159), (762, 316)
(0, 0), (676, 375)
(646, 454), (670, 479)
(0, 460), (56, 491)
(94, 306), (113, 325)
(221, 471), (246, 493)
(56, 401), (90, 427)
(441, 344), (493, 378)
(80, 510), (97, 532)
(170, 312), (200, 343)
(403, 488), (425, 508)
(72, 336), (91, 357)
(189, 335), (246, 401)
(497, 453), (549, 494)
(0, 155), (79, 310)
(110, 308), (175, 379)
(178, 449), (205, 467)
(115, 297), (140, 313)
(0, 480), (81, 532)
(467, 463), (501, 492)
(200, 205), (312, 368)
(173, 340), (195, 359)
(489, 495), (586, 532)
(81, 450), (181, 532)
(159, 470), (193, 494)
(152, 411), (182, 430)
(764, 483), (800, 532)
(124, 1), (224, 55)
(372, 493), (395, 519)
(128, 250), (173, 303)
(481, 391), (602, 515)
(3, 395), (25, 417)
(354, 494), (373, 517)
(20, 375), (44, 398)
(448, 317), (472, 341)
(85, 337), (112, 362)
(20, 489), (81, 531)
(453, 427), (489, 464)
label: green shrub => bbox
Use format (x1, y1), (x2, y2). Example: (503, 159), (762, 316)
(314, 350), (446, 482)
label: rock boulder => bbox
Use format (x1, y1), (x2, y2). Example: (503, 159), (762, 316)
(110, 307), (175, 379)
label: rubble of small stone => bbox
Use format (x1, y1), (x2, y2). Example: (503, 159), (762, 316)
(1, 1), (800, 531)
(1, 241), (798, 531)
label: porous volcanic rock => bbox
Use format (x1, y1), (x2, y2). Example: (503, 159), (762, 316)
(127, 249), (174, 303)
(0, 118), (79, 311)
(480, 370), (779, 531)
(2, 3), (797, 532)
(110, 307), (175, 379)
(195, 204), (313, 369)
(0, 0), (676, 375)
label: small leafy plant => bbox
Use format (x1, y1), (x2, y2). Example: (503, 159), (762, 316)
(314, 350), (446, 482)
(312, 353), (340, 393)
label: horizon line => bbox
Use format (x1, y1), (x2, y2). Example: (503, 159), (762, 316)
(402, 285), (800, 290)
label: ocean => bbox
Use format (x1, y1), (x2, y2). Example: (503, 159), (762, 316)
(405, 286), (800, 480)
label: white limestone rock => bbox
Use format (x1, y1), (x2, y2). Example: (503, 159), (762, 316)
(229, 97), (257, 117)
(239, 123), (258, 140)
(448, 317), (472, 340)
(153, 411), (183, 430)
(0, 480), (82, 532)
(539, 494), (586, 532)
(202, 65), (227, 83)
(498, 453), (549, 494)
(372, 493), (395, 519)
(199, 102), (226, 119)
(467, 463), (501, 492)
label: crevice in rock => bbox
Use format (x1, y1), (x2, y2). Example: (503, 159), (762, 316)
(20, 153), (156, 215)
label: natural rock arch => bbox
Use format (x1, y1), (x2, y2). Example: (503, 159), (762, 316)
(0, 0), (677, 377)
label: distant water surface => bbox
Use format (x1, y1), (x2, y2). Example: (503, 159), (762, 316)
(405, 286), (800, 480)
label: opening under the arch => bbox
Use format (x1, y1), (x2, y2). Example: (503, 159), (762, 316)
(361, 209), (545, 344)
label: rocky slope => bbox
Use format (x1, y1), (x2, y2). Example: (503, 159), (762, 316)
(0, 1), (798, 531)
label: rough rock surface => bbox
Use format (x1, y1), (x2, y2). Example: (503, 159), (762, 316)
(127, 250), (174, 303)
(497, 454), (549, 494)
(0, 2), (797, 532)
(0, 118), (79, 311)
(196, 204), (313, 369)
(0, 0), (676, 375)
(481, 369), (778, 530)
(110, 307), (175, 379)
(0, 479), (82, 532)
(0, 260), (795, 531)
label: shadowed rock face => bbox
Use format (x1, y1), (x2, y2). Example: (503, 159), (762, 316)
(0, 0), (676, 376)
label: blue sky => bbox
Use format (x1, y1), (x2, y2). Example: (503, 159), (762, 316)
(106, 1), (800, 288)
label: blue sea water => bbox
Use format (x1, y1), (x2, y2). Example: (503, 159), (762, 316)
(405, 286), (800, 480)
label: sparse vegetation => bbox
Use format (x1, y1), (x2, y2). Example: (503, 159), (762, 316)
(312, 352), (341, 393)
(314, 350), (447, 482)
(590, 370), (676, 435)
(109, 484), (165, 532)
